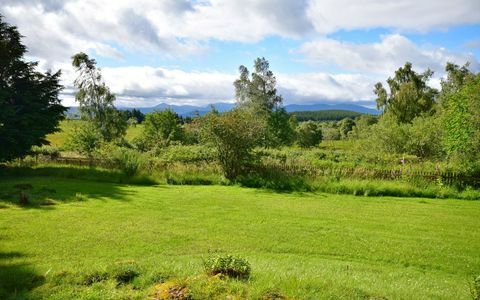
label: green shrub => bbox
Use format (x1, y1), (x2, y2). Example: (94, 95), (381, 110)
(111, 148), (144, 177)
(203, 254), (251, 279)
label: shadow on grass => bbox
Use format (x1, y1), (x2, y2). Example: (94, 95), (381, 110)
(0, 165), (152, 209)
(0, 165), (157, 186)
(0, 250), (43, 299)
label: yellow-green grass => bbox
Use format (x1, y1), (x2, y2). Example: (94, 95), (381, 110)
(46, 120), (143, 148)
(1, 175), (479, 299)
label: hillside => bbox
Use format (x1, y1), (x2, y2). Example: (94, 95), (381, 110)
(292, 109), (363, 122)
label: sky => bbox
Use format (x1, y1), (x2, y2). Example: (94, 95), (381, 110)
(2, 0), (480, 107)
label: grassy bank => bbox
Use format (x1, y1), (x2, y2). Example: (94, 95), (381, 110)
(1, 176), (479, 299)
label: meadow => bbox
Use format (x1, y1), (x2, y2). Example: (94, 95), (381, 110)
(1, 173), (480, 299)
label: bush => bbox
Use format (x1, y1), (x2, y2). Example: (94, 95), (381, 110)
(111, 148), (144, 177)
(200, 109), (264, 180)
(296, 121), (322, 148)
(203, 254), (251, 279)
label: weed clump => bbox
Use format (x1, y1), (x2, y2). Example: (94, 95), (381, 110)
(261, 289), (288, 299)
(150, 281), (192, 300)
(203, 254), (251, 279)
(81, 270), (109, 285)
(110, 261), (140, 285)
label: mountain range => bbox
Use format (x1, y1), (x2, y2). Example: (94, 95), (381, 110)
(67, 102), (379, 117)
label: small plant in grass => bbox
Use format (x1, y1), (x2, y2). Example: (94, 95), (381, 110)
(203, 254), (251, 279)
(471, 275), (480, 300)
(110, 261), (140, 285)
(81, 270), (109, 285)
(261, 289), (288, 299)
(73, 192), (87, 202)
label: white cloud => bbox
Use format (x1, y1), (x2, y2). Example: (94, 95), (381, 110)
(298, 34), (480, 75)
(307, 0), (480, 34)
(58, 65), (376, 107)
(2, 0), (479, 107)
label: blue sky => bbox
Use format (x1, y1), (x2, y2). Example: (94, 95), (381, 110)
(3, 0), (480, 107)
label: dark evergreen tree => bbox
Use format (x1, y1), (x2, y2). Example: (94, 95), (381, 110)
(0, 16), (66, 161)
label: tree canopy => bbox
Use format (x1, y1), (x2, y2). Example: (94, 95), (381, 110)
(374, 62), (438, 123)
(0, 16), (66, 161)
(71, 52), (126, 141)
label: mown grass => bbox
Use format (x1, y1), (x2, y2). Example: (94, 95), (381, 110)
(1, 176), (479, 299)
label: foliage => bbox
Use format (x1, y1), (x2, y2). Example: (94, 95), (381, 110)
(122, 108), (145, 124)
(139, 109), (184, 150)
(71, 52), (127, 141)
(442, 74), (480, 169)
(374, 62), (437, 123)
(321, 125), (341, 140)
(234, 57), (282, 113)
(65, 121), (102, 158)
(339, 118), (356, 139)
(293, 110), (362, 122)
(110, 147), (144, 177)
(296, 121), (322, 148)
(440, 62), (474, 101)
(266, 107), (296, 147)
(203, 254), (251, 279)
(234, 57), (295, 147)
(30, 145), (61, 160)
(0, 16), (66, 162)
(200, 108), (264, 180)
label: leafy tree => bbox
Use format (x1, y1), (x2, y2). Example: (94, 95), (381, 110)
(0, 16), (66, 161)
(140, 109), (183, 149)
(127, 117), (138, 127)
(339, 118), (356, 139)
(200, 108), (264, 180)
(234, 57), (282, 113)
(233, 57), (294, 147)
(71, 52), (126, 141)
(440, 62), (474, 98)
(296, 121), (322, 148)
(374, 62), (438, 123)
(122, 108), (145, 124)
(266, 107), (296, 147)
(442, 73), (480, 168)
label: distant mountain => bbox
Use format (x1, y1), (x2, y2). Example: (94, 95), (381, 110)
(66, 101), (379, 117)
(284, 103), (378, 115)
(292, 110), (363, 122)
(135, 102), (234, 116)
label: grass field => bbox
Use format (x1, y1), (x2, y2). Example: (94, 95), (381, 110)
(1, 175), (479, 299)
(45, 120), (143, 147)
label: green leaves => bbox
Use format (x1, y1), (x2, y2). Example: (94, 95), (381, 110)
(374, 62), (437, 123)
(0, 16), (66, 162)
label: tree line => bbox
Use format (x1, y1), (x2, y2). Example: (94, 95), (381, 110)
(1, 15), (480, 181)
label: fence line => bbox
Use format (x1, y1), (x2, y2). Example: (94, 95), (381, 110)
(43, 157), (480, 187)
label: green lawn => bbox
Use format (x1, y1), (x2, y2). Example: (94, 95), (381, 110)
(1, 176), (479, 299)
